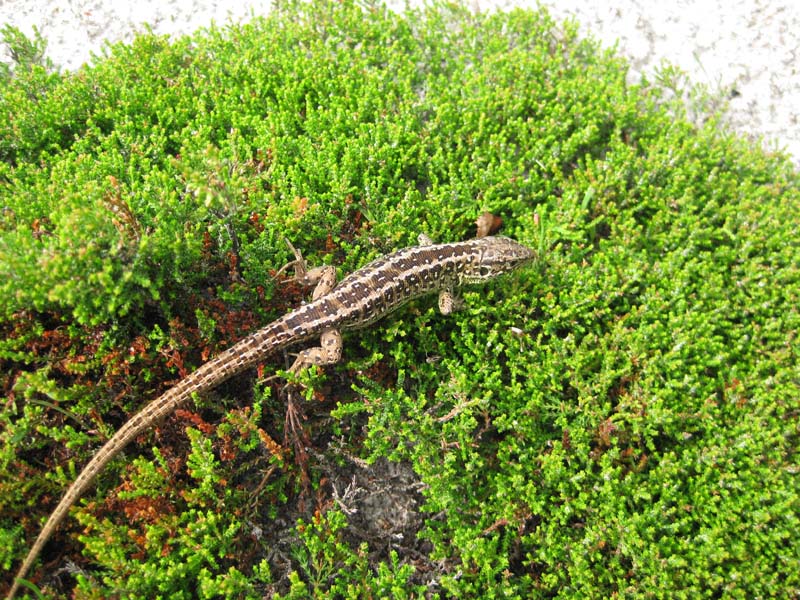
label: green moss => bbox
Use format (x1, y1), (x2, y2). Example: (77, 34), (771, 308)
(1, 1), (798, 598)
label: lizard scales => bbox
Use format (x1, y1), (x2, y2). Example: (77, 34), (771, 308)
(7, 235), (533, 598)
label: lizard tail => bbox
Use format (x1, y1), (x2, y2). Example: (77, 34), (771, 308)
(7, 323), (295, 599)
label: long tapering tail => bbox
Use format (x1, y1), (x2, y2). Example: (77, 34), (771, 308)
(7, 321), (297, 599)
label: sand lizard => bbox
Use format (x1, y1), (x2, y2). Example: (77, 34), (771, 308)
(7, 234), (534, 598)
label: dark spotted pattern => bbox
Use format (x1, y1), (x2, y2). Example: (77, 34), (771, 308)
(7, 236), (533, 599)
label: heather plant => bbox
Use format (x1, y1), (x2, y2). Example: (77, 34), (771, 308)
(1, 1), (798, 598)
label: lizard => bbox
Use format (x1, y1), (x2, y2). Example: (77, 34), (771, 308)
(6, 234), (534, 599)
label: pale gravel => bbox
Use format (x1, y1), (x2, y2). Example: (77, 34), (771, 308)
(1, 0), (798, 166)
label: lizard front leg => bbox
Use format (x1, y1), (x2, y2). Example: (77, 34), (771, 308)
(419, 234), (465, 315)
(438, 289), (464, 315)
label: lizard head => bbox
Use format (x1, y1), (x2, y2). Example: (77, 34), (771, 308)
(460, 236), (535, 284)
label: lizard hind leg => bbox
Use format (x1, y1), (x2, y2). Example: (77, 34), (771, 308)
(279, 329), (342, 395)
(288, 329), (343, 374)
(269, 240), (340, 385)
(279, 243), (341, 373)
(271, 239), (307, 281)
(274, 239), (337, 301)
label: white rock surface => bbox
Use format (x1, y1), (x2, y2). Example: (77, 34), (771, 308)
(533, 1), (800, 165)
(1, 0), (798, 165)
